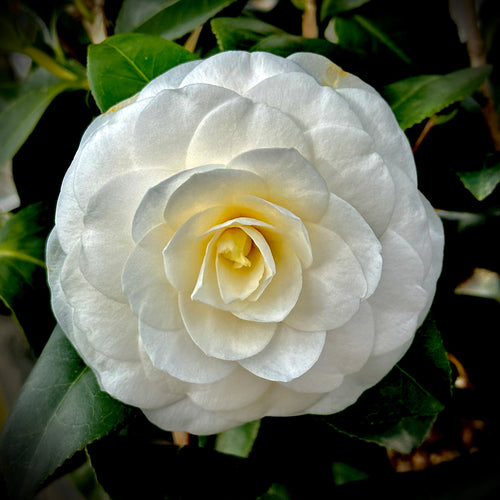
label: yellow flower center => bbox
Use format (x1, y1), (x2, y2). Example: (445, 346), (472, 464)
(217, 228), (253, 269)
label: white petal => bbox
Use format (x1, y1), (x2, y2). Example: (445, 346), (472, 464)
(226, 148), (330, 222)
(139, 321), (237, 384)
(132, 164), (215, 243)
(281, 302), (375, 393)
(188, 366), (270, 411)
(80, 169), (168, 301)
(368, 230), (428, 356)
(60, 244), (139, 361)
(285, 223), (366, 331)
(306, 338), (413, 415)
(180, 50), (306, 95)
(132, 84), (242, 173)
(245, 70), (362, 130)
(72, 98), (151, 209)
(185, 96), (313, 169)
(144, 398), (243, 434)
(137, 60), (202, 100)
(239, 324), (326, 382)
(54, 163), (84, 254)
(163, 168), (268, 231)
(287, 52), (377, 93)
(306, 125), (395, 236)
(179, 292), (277, 361)
(318, 193), (382, 298)
(122, 224), (183, 331)
(336, 87), (417, 184)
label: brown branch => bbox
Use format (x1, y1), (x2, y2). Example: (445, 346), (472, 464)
(457, 0), (500, 150)
(302, 0), (318, 39)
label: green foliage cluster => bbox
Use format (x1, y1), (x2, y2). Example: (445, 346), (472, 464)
(0, 0), (499, 499)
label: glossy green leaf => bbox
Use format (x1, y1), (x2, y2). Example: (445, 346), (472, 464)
(87, 33), (198, 112)
(215, 420), (261, 458)
(320, 0), (372, 19)
(211, 17), (285, 51)
(0, 67), (73, 167)
(0, 326), (128, 499)
(322, 317), (451, 453)
(457, 153), (500, 201)
(115, 0), (237, 40)
(383, 65), (492, 130)
(0, 202), (54, 351)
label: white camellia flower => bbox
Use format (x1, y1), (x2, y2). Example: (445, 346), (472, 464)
(47, 51), (444, 435)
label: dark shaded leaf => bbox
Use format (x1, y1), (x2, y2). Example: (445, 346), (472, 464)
(0, 326), (128, 499)
(0, 202), (54, 351)
(458, 153), (500, 201)
(0, 68), (74, 167)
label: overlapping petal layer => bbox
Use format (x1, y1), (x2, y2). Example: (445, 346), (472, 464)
(48, 50), (444, 435)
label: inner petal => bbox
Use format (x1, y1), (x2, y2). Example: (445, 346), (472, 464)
(216, 226), (275, 304)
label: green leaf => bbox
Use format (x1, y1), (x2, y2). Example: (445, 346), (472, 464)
(87, 33), (198, 112)
(211, 17), (285, 51)
(457, 153), (500, 201)
(320, 0), (372, 19)
(115, 0), (237, 40)
(322, 317), (451, 453)
(0, 202), (54, 351)
(0, 67), (73, 167)
(215, 420), (261, 458)
(383, 65), (492, 130)
(0, 326), (128, 499)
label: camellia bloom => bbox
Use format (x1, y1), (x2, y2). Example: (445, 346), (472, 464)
(47, 51), (444, 435)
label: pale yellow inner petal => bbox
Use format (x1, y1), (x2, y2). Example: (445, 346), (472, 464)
(217, 227), (253, 269)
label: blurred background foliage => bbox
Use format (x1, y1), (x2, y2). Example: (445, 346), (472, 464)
(1, 0), (500, 498)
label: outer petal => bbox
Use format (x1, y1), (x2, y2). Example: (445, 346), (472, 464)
(306, 125), (395, 236)
(285, 222), (367, 331)
(122, 224), (183, 331)
(72, 98), (151, 209)
(245, 70), (362, 131)
(336, 87), (417, 183)
(144, 398), (243, 435)
(178, 292), (277, 360)
(281, 302), (375, 393)
(60, 244), (139, 361)
(368, 230), (428, 356)
(179, 50), (307, 95)
(139, 321), (236, 384)
(185, 96), (313, 169)
(132, 84), (242, 173)
(80, 169), (169, 301)
(317, 193), (382, 298)
(306, 338), (413, 415)
(188, 367), (270, 411)
(239, 324), (326, 382)
(287, 52), (377, 93)
(226, 148), (330, 222)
